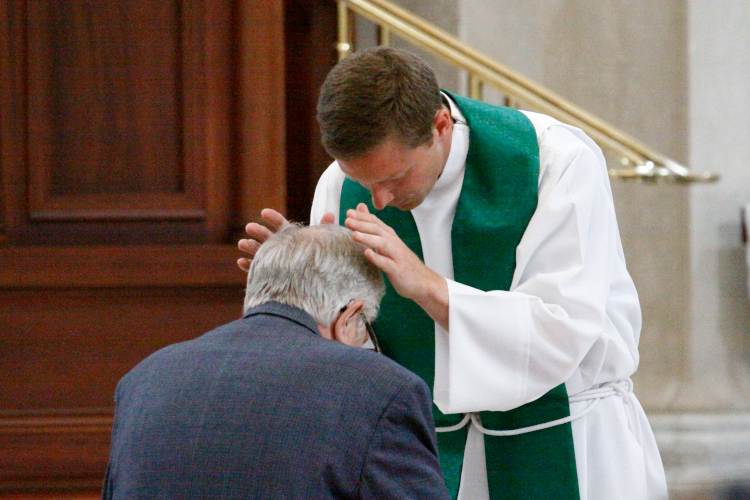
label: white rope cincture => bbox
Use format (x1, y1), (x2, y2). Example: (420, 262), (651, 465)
(434, 413), (471, 433)
(435, 378), (637, 439)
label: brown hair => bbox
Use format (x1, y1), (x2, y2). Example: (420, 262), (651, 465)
(316, 47), (442, 160)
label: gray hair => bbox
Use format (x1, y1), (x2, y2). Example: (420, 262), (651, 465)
(243, 224), (386, 326)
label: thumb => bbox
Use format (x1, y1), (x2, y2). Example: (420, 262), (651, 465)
(320, 212), (335, 225)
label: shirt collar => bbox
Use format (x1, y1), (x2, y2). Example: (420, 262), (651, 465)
(442, 91), (467, 124)
(242, 301), (321, 337)
(430, 92), (469, 194)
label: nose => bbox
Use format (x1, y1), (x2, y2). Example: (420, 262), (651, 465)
(370, 187), (394, 210)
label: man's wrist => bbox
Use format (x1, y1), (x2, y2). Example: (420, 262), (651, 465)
(411, 270), (449, 330)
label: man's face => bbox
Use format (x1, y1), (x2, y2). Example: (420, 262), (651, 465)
(337, 108), (453, 211)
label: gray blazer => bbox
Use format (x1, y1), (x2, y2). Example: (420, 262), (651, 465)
(103, 301), (449, 499)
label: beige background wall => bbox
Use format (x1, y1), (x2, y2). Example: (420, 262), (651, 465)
(374, 0), (750, 494)
(385, 1), (694, 409)
(457, 0), (691, 410)
(386, 0), (750, 494)
(686, 0), (750, 411)
(358, 1), (459, 90)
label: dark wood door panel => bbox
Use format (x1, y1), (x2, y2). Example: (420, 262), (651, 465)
(0, 283), (245, 491)
(8, 220), (208, 246)
(0, 245), (246, 288)
(26, 0), (206, 221)
(29, 1), (183, 198)
(0, 493), (99, 500)
(0, 423), (111, 492)
(0, 286), (244, 410)
(0, 0), (288, 493)
(284, 0), (337, 223)
(0, 0), (247, 244)
(1, 0), (287, 244)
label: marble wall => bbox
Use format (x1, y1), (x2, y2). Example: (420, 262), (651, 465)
(456, 1), (750, 495)
(368, 0), (750, 495)
(458, 0), (692, 411)
(373, 2), (694, 409)
(686, 0), (750, 412)
(356, 0), (459, 91)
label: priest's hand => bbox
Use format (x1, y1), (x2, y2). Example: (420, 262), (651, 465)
(237, 209), (335, 271)
(345, 203), (449, 331)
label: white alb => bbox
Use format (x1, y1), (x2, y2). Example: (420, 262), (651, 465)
(310, 95), (668, 500)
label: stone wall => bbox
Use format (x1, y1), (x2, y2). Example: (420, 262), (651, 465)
(361, 0), (750, 495)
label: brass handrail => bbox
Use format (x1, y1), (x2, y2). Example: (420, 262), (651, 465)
(337, 0), (718, 184)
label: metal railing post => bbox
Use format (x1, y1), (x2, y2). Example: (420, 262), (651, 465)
(468, 73), (483, 101)
(336, 0), (718, 183)
(337, 2), (352, 60)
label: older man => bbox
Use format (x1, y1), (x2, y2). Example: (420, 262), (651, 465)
(103, 224), (450, 500)
(239, 47), (667, 500)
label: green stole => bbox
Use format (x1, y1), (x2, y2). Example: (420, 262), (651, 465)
(339, 92), (579, 499)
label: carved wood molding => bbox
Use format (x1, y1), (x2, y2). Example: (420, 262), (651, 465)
(0, 410), (113, 436)
(0, 410), (113, 493)
(0, 245), (246, 288)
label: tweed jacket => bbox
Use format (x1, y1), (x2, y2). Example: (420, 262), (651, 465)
(103, 301), (449, 499)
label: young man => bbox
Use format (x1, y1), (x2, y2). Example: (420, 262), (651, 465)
(239, 47), (667, 500)
(105, 225), (450, 500)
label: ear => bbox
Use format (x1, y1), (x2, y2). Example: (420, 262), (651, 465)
(332, 299), (366, 347)
(433, 106), (453, 139)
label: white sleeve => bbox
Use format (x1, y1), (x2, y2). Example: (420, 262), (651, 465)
(310, 161), (346, 225)
(434, 124), (640, 414)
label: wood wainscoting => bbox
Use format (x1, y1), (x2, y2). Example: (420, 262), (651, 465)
(0, 246), (247, 493)
(0, 0), (323, 495)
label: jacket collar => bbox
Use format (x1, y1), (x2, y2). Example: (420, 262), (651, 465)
(242, 301), (321, 337)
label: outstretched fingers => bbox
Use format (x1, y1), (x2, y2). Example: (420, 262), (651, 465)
(237, 238), (263, 272)
(351, 230), (391, 257)
(345, 209), (394, 236)
(244, 222), (274, 242)
(237, 208), (289, 273)
(356, 203), (370, 214)
(364, 247), (398, 274)
(260, 208), (289, 231)
(237, 257), (251, 273)
(238, 237), (261, 255)
(346, 219), (385, 238)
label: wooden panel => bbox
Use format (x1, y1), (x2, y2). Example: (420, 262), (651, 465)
(0, 285), (245, 490)
(1, 0), (284, 245)
(0, 412), (112, 492)
(0, 140), (4, 237)
(236, 0), (287, 227)
(0, 0), (25, 240)
(1, 493), (99, 500)
(203, 0), (233, 242)
(26, 0), (208, 221)
(0, 286), (244, 410)
(0, 245), (246, 288)
(284, 0), (337, 223)
(9, 220), (210, 246)
(0, 0), (4, 237)
(0, 0), (286, 492)
(30, 1), (182, 198)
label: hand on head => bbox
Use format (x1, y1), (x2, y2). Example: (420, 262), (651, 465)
(345, 203), (427, 300)
(345, 203), (450, 330)
(237, 209), (335, 272)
